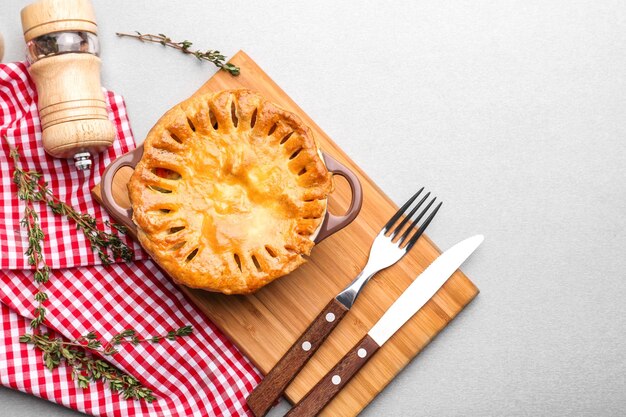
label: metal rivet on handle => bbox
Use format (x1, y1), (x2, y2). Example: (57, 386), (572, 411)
(357, 348), (367, 358)
(301, 341), (312, 351)
(325, 312), (335, 322)
(331, 375), (341, 385)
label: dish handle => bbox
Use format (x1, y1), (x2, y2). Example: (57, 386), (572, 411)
(99, 146), (143, 234)
(315, 152), (363, 243)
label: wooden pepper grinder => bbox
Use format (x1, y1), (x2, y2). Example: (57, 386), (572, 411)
(21, 0), (115, 170)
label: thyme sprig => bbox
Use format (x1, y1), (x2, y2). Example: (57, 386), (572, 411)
(11, 145), (51, 328)
(48, 200), (133, 265)
(19, 326), (194, 401)
(8, 143), (133, 265)
(116, 31), (240, 76)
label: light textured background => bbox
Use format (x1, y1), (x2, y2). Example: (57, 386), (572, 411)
(1, 0), (626, 416)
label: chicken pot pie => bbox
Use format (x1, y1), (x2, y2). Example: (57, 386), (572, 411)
(128, 89), (333, 294)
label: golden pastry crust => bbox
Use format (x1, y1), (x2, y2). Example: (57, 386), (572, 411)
(128, 90), (333, 294)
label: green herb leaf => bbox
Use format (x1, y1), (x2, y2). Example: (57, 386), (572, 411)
(34, 291), (48, 302)
(19, 334), (33, 343)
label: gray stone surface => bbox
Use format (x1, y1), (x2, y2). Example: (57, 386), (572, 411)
(1, 0), (625, 415)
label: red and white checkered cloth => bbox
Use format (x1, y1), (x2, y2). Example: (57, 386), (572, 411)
(0, 62), (261, 416)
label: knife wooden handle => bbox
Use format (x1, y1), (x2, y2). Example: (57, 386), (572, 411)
(247, 297), (349, 417)
(285, 334), (380, 417)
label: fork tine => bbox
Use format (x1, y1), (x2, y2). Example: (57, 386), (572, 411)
(398, 196), (436, 246)
(404, 201), (442, 251)
(390, 192), (430, 240)
(382, 187), (424, 234)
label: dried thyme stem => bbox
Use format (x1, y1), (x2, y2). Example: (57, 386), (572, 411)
(22, 206), (50, 328)
(19, 326), (194, 401)
(10, 145), (51, 328)
(8, 145), (133, 265)
(116, 31), (240, 76)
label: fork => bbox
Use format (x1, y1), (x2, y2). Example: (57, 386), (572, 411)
(246, 188), (442, 417)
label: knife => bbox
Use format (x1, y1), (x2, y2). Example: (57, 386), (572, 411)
(285, 234), (484, 417)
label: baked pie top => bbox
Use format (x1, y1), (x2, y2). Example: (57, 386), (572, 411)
(128, 89), (333, 294)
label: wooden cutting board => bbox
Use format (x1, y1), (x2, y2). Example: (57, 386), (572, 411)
(92, 51), (479, 417)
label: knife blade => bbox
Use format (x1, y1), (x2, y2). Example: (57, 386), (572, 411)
(285, 234), (483, 417)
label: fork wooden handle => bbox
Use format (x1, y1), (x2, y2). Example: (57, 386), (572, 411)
(286, 334), (380, 417)
(246, 298), (349, 417)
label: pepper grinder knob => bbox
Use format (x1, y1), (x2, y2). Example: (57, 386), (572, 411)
(21, 0), (115, 170)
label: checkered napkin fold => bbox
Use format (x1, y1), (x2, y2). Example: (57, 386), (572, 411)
(0, 62), (260, 416)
